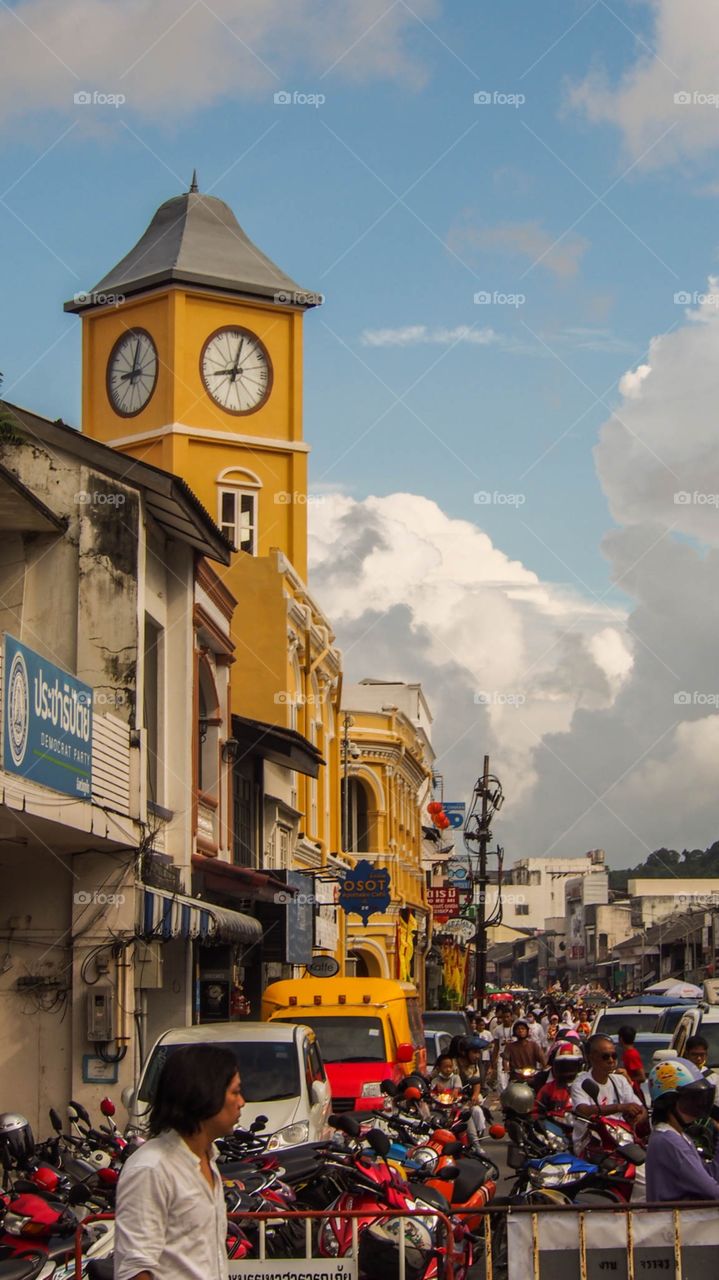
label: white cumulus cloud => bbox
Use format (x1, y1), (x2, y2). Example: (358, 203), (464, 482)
(569, 0), (719, 167)
(0, 0), (438, 130)
(360, 325), (499, 347)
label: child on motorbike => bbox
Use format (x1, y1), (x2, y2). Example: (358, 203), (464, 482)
(430, 1052), (462, 1093)
(536, 1041), (584, 1119)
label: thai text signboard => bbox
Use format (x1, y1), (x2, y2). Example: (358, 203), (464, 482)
(3, 634), (92, 799)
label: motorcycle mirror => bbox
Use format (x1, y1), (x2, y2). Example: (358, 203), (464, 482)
(100, 1098), (115, 1118)
(49, 1108), (63, 1134)
(329, 1114), (361, 1137)
(250, 1116), (268, 1132)
(489, 1123), (507, 1140)
(69, 1099), (91, 1125)
(367, 1129), (391, 1157)
(582, 1079), (600, 1102)
(404, 1086), (422, 1101)
(380, 1080), (398, 1098)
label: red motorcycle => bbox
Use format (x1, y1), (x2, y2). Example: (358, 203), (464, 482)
(318, 1114), (473, 1280)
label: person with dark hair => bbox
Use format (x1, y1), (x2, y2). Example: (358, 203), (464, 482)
(570, 1034), (645, 1154)
(618, 1024), (646, 1087)
(114, 1045), (245, 1280)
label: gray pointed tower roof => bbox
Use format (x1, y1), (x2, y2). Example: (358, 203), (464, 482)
(65, 189), (321, 313)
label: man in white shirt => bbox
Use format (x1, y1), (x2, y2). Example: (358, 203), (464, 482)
(491, 1007), (514, 1092)
(114, 1044), (245, 1280)
(570, 1034), (645, 1154)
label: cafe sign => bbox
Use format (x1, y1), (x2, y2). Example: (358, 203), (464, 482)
(338, 859), (391, 926)
(3, 634), (92, 799)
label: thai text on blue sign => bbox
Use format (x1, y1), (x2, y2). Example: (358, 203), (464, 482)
(3, 634), (92, 798)
(443, 802), (465, 829)
(338, 858), (391, 925)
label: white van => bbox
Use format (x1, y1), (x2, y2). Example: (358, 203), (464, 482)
(122, 1022), (332, 1150)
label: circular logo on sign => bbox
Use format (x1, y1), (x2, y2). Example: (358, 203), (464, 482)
(7, 649), (29, 767)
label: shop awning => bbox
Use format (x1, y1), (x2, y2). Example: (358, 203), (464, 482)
(231, 714), (324, 779)
(139, 888), (262, 945)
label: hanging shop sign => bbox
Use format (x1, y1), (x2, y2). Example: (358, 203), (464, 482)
(286, 870), (314, 965)
(427, 886), (459, 922)
(443, 802), (466, 829)
(441, 916), (475, 944)
(306, 955), (340, 978)
(338, 858), (391, 926)
(3, 634), (93, 799)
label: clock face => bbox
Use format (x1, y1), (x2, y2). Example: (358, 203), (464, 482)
(200, 327), (272, 414)
(106, 328), (158, 417)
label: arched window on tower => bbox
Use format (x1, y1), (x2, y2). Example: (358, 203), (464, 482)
(217, 467), (262, 555)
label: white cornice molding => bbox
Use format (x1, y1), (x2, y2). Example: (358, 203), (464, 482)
(106, 422), (311, 454)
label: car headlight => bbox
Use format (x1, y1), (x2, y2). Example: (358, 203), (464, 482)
(361, 1081), (384, 1097)
(266, 1121), (310, 1149)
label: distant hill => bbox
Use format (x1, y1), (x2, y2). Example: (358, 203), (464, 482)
(609, 842), (719, 893)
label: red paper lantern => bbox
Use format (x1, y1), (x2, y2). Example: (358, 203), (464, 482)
(427, 801), (443, 815)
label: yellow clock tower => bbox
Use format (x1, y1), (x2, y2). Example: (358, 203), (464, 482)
(66, 177), (320, 581)
(68, 182), (345, 871)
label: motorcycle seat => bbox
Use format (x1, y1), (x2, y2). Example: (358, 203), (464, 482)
(405, 1182), (450, 1212)
(451, 1163), (491, 1205)
(0, 1259), (46, 1280)
(87, 1259), (115, 1280)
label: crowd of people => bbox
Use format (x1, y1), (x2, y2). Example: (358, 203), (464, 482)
(428, 994), (719, 1204)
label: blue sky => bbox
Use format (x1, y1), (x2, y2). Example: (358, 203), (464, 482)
(2, 0), (710, 599)
(4, 0), (719, 862)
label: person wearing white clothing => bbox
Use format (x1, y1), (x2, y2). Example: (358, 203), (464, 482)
(570, 1035), (646, 1155)
(114, 1044), (245, 1280)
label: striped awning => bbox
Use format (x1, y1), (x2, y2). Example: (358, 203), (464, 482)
(139, 888), (262, 946)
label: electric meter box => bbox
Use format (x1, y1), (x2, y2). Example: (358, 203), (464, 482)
(87, 986), (114, 1041)
(134, 940), (164, 989)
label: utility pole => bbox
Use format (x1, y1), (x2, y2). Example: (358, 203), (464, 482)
(463, 755), (504, 1010)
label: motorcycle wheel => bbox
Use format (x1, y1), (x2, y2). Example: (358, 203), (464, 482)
(572, 1189), (624, 1205)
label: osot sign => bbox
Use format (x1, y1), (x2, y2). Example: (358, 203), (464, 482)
(3, 635), (92, 799)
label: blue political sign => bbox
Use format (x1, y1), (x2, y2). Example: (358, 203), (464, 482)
(338, 858), (391, 925)
(3, 635), (92, 799)
(443, 802), (465, 829)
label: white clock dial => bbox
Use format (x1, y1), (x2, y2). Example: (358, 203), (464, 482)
(200, 327), (272, 414)
(107, 329), (158, 417)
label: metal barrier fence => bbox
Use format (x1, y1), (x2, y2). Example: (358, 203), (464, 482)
(73, 1200), (719, 1280)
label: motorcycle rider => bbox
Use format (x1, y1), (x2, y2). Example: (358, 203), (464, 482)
(536, 1040), (584, 1120)
(570, 1034), (646, 1155)
(502, 1018), (546, 1082)
(646, 1059), (719, 1202)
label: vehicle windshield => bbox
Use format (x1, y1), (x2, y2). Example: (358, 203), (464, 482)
(632, 1038), (671, 1072)
(656, 1007), (691, 1033)
(698, 1023), (719, 1069)
(276, 1016), (387, 1062)
(594, 1011), (660, 1037)
(423, 1013), (468, 1036)
(138, 1040), (301, 1104)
